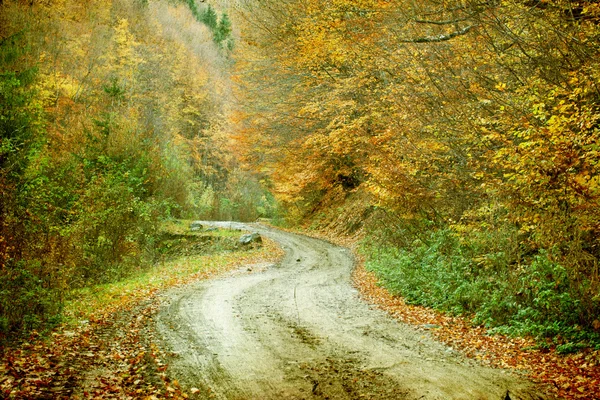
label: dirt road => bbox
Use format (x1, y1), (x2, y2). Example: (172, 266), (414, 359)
(155, 222), (551, 400)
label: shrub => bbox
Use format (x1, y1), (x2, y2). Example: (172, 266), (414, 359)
(0, 261), (62, 336)
(363, 228), (600, 347)
(69, 169), (161, 285)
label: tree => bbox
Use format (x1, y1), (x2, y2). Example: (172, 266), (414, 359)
(233, 0), (600, 336)
(214, 12), (232, 47)
(202, 4), (218, 30)
(0, 0), (260, 336)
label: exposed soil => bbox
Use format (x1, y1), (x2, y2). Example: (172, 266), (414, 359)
(154, 222), (553, 400)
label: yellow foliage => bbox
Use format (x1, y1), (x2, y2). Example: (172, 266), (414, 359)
(233, 0), (600, 276)
(35, 69), (80, 107)
(104, 18), (144, 92)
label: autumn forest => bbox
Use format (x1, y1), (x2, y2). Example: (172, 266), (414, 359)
(236, 0), (600, 350)
(1, 0), (600, 394)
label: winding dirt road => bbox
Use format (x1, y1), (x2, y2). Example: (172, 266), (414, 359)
(155, 222), (551, 400)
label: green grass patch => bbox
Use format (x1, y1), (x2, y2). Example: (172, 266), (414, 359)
(159, 219), (241, 238)
(63, 221), (272, 325)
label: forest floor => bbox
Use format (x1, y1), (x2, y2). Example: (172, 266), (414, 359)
(2, 222), (587, 399)
(0, 223), (283, 399)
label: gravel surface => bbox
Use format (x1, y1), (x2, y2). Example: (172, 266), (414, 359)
(155, 222), (552, 400)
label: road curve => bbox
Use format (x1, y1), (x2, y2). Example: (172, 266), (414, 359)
(155, 222), (551, 400)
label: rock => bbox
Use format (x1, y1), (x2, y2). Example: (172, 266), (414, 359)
(239, 233), (262, 246)
(189, 221), (203, 231)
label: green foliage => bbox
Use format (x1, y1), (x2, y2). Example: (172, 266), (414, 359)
(191, 172), (279, 222)
(214, 13), (233, 49)
(201, 4), (218, 31)
(0, 68), (41, 177)
(0, 261), (62, 335)
(70, 169), (160, 284)
(181, 1), (234, 49)
(363, 228), (600, 348)
(194, 184), (217, 218)
(364, 230), (480, 312)
(0, 32), (54, 336)
(183, 0), (201, 20)
(103, 77), (126, 101)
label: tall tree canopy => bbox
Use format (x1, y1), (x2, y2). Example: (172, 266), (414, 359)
(233, 0), (600, 340)
(0, 0), (268, 336)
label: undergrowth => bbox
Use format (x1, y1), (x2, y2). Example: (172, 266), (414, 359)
(2, 220), (269, 342)
(63, 220), (267, 326)
(363, 229), (600, 352)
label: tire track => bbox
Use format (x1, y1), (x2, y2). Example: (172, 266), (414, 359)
(155, 223), (552, 400)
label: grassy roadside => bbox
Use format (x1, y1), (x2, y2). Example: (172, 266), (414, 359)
(63, 221), (268, 324)
(1, 220), (284, 399)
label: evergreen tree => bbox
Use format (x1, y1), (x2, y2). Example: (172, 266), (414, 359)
(202, 5), (218, 31)
(214, 13), (232, 47)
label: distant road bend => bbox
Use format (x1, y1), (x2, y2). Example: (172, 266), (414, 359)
(156, 222), (550, 400)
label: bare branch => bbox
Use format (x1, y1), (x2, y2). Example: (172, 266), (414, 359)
(413, 16), (474, 25)
(399, 25), (476, 43)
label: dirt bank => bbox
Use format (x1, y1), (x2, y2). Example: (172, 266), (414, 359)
(155, 223), (552, 400)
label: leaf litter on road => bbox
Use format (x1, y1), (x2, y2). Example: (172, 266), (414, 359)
(0, 237), (283, 399)
(353, 262), (600, 400)
(297, 226), (599, 400)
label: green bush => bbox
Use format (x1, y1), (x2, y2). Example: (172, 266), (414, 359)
(70, 168), (161, 284)
(364, 230), (479, 311)
(363, 228), (600, 348)
(0, 261), (62, 336)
